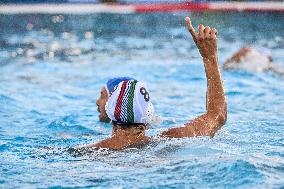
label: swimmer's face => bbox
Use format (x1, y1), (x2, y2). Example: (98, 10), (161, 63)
(96, 87), (110, 122)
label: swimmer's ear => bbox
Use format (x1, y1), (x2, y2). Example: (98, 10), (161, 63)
(138, 124), (148, 132)
(144, 124), (149, 130)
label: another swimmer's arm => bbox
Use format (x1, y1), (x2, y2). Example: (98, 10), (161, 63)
(161, 17), (227, 138)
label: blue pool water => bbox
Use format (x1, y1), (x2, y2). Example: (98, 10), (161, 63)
(0, 13), (284, 188)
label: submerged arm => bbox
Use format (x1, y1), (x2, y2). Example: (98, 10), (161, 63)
(267, 63), (284, 76)
(161, 17), (227, 138)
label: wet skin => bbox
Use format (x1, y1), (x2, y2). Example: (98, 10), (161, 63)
(88, 17), (227, 150)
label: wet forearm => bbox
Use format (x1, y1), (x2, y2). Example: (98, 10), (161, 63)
(203, 56), (226, 116)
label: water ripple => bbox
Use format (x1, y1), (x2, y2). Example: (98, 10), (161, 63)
(0, 13), (284, 188)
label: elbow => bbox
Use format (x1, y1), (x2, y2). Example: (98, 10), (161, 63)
(222, 102), (228, 124)
(218, 112), (227, 127)
(207, 107), (227, 137)
(216, 101), (227, 125)
(210, 103), (227, 125)
(218, 106), (227, 126)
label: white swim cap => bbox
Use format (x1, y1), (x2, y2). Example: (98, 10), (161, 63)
(258, 47), (272, 59)
(105, 80), (155, 126)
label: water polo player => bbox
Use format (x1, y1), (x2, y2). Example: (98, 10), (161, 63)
(86, 17), (227, 150)
(223, 47), (284, 76)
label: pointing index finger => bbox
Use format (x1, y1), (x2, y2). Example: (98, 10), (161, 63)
(185, 17), (197, 42)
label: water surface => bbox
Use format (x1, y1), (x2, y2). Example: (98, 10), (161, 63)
(0, 13), (284, 188)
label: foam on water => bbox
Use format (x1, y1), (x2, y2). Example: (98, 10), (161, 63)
(0, 13), (284, 188)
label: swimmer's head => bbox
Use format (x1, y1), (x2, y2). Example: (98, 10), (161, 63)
(258, 48), (272, 62)
(96, 77), (134, 122)
(223, 47), (273, 72)
(106, 80), (155, 127)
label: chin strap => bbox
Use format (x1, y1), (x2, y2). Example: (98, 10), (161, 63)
(112, 121), (146, 129)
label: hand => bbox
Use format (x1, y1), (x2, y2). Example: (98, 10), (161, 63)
(185, 17), (218, 60)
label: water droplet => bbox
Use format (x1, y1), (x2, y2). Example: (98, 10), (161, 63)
(11, 51), (17, 58)
(49, 51), (55, 59)
(85, 31), (94, 39)
(16, 48), (24, 55)
(26, 23), (33, 31)
(27, 49), (34, 57)
(52, 15), (64, 23)
(50, 42), (61, 51)
(62, 32), (71, 40)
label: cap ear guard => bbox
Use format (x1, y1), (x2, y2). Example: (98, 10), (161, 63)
(144, 102), (155, 125)
(134, 82), (155, 125)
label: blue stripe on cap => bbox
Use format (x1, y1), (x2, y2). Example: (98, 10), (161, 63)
(106, 77), (134, 96)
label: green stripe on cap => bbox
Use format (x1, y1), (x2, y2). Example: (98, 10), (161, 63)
(126, 80), (137, 123)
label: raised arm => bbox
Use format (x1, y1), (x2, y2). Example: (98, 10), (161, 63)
(160, 17), (227, 138)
